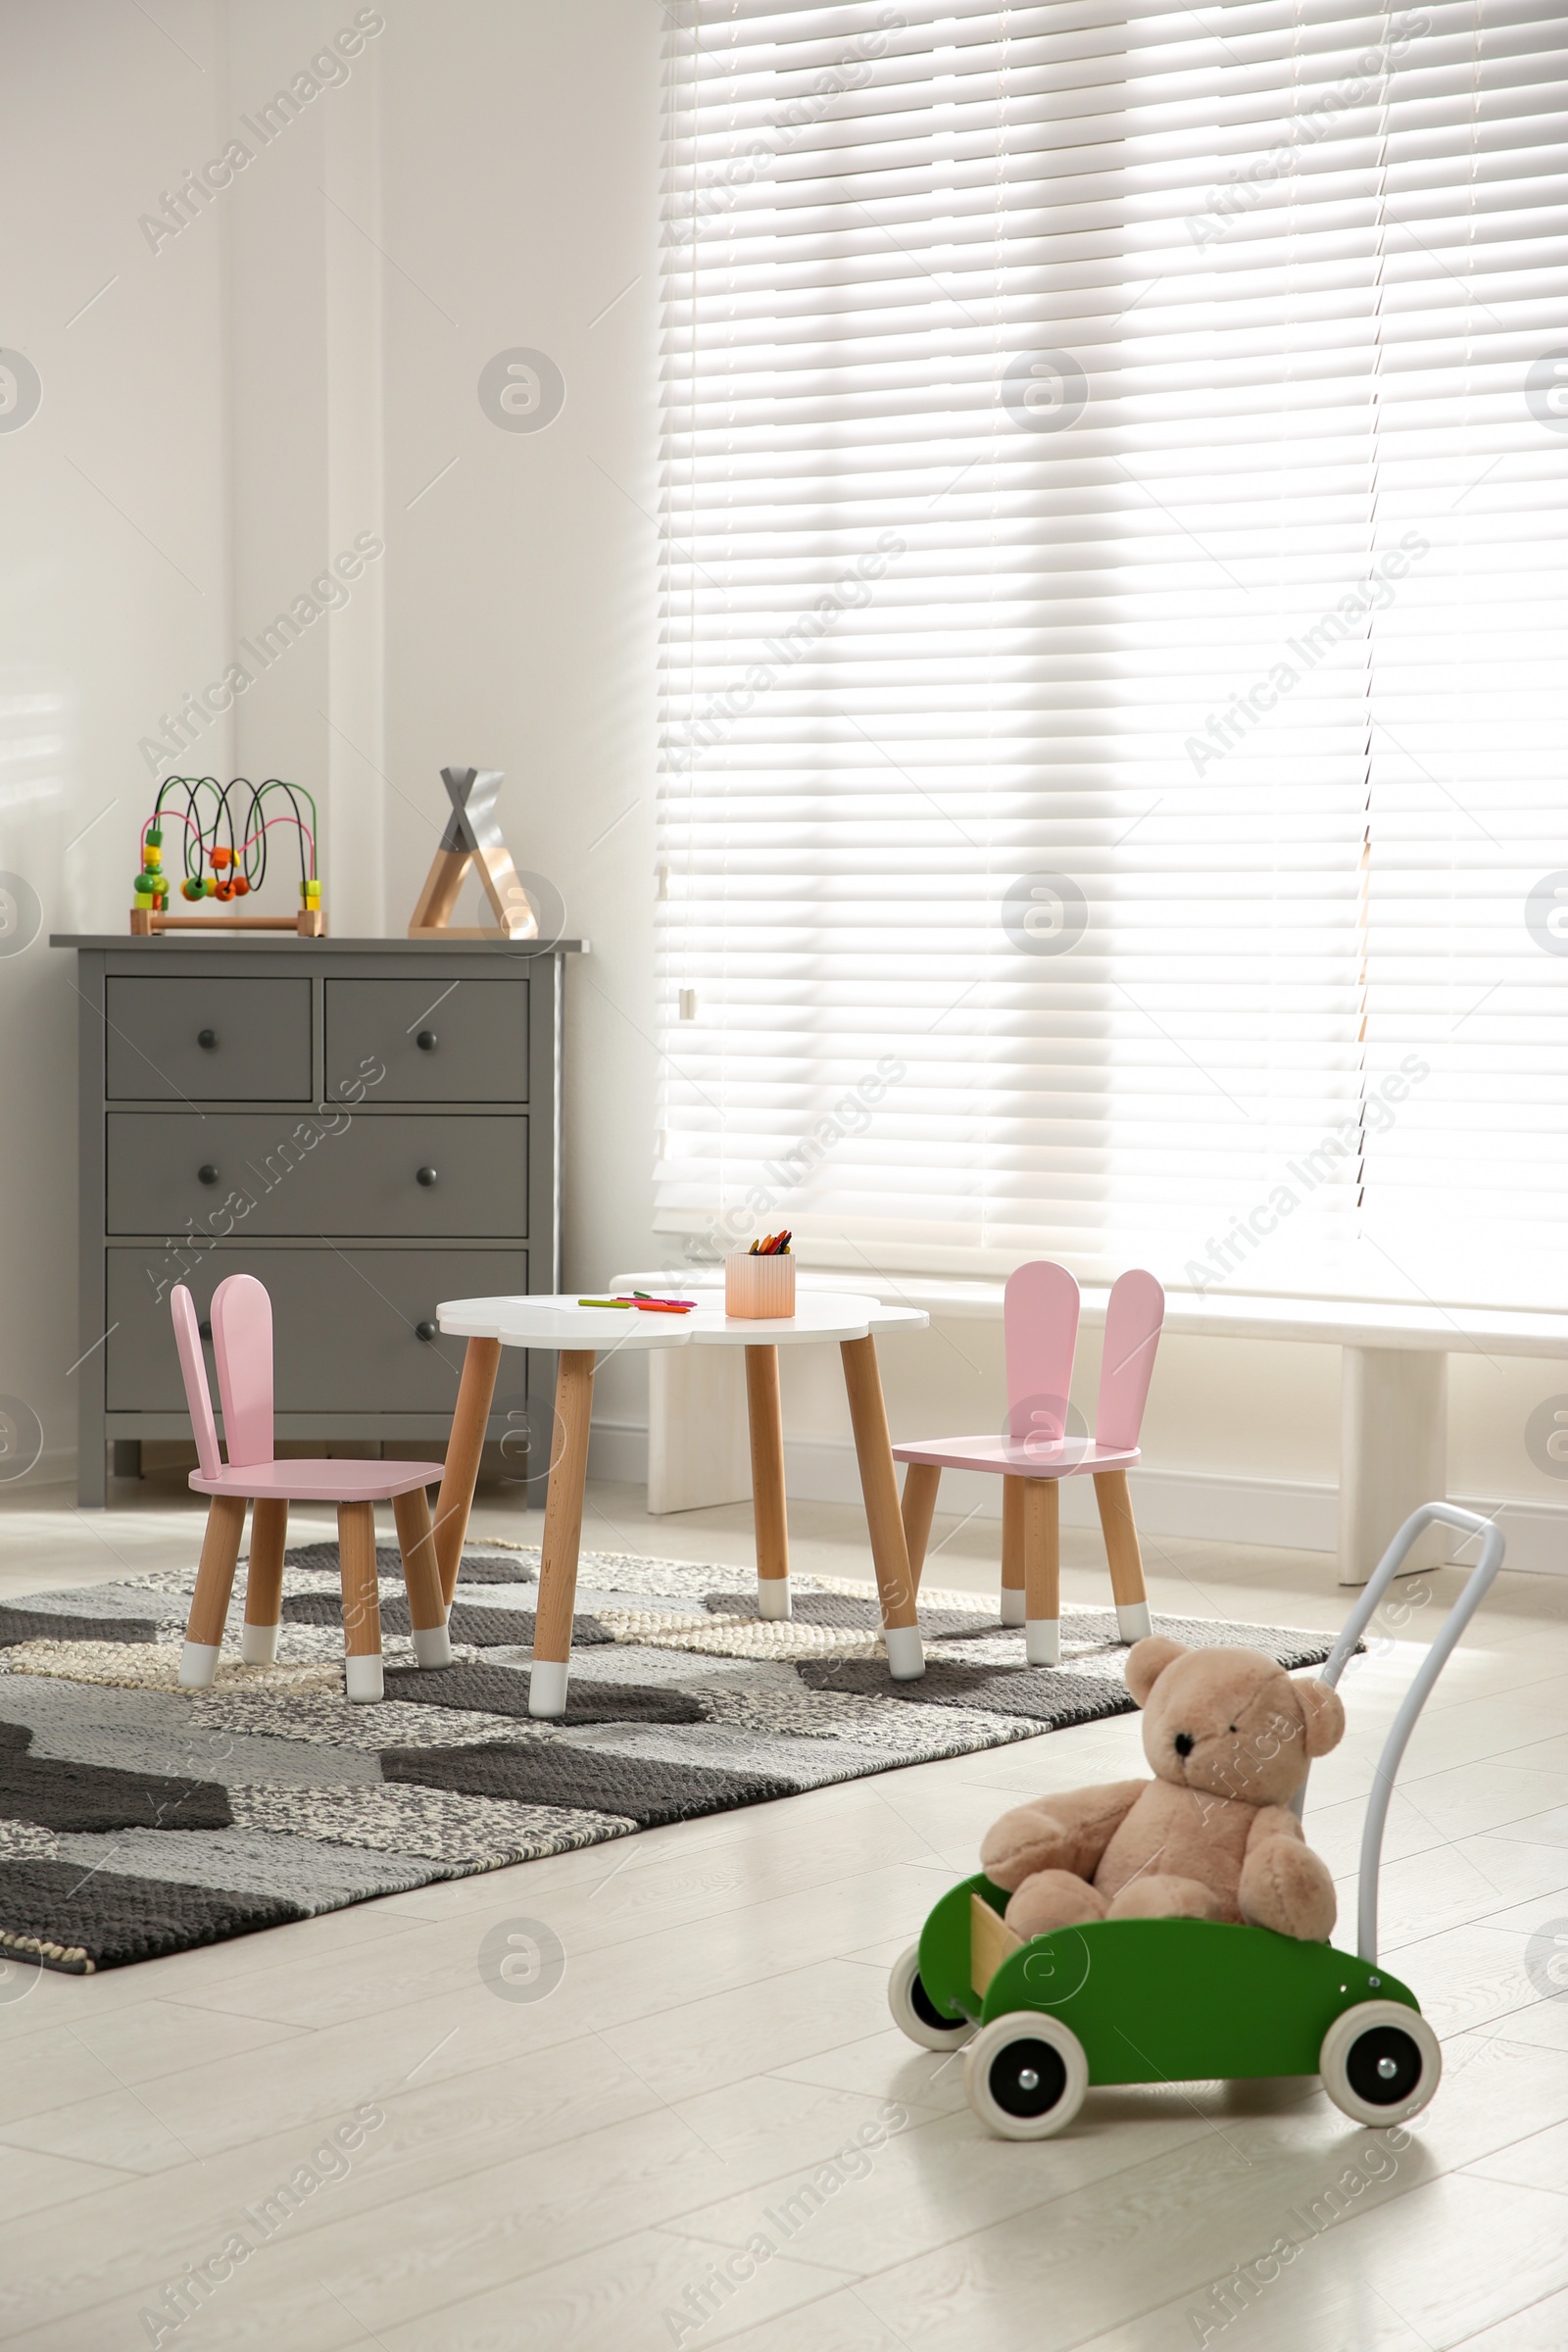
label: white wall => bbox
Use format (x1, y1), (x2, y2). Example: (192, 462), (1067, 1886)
(373, 0), (661, 1437)
(1, 0), (237, 1478)
(4, 0), (1566, 1563)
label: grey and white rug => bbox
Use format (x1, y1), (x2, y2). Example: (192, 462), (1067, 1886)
(0, 1544), (1344, 1972)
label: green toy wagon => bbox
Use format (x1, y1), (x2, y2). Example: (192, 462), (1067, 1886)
(889, 1502), (1500, 2138)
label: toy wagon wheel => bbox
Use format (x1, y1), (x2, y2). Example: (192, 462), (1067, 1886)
(1319, 2000), (1442, 2129)
(888, 1942), (972, 2051)
(964, 2011), (1088, 2139)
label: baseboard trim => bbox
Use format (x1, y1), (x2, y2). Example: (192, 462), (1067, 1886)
(10, 1445), (76, 1492)
(586, 1419), (1568, 1578)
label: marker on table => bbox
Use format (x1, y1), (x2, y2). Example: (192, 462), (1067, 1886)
(576, 1295), (696, 1314)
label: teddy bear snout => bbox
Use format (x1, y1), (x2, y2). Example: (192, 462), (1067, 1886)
(1172, 1732), (1195, 1757)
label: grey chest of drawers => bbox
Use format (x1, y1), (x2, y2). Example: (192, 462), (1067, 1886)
(53, 936), (582, 1506)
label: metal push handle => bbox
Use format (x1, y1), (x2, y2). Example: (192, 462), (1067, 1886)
(1308, 1502), (1504, 1966)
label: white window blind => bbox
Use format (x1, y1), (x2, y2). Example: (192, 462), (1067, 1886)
(657, 0), (1568, 1305)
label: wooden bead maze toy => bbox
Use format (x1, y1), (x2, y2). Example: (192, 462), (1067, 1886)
(130, 776), (325, 936)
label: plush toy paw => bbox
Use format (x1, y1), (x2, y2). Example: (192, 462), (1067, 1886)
(1104, 1873), (1225, 1923)
(981, 1804), (1076, 1893)
(981, 1781), (1149, 1892)
(1239, 1836), (1337, 1941)
(1004, 1869), (1107, 1938)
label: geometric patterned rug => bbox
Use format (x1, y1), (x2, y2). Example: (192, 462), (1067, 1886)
(0, 1542), (1345, 1973)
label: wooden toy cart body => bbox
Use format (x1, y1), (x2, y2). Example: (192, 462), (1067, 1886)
(890, 1501), (1504, 2136)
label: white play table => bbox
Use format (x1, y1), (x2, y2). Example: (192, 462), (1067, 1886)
(431, 1290), (930, 1716)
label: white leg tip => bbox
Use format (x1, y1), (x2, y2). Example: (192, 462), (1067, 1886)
(528, 1659), (570, 1719)
(883, 1624), (925, 1681)
(345, 1654), (384, 1703)
(240, 1623), (279, 1666)
(1025, 1619), (1060, 1667)
(757, 1579), (792, 1621)
(1116, 1602), (1153, 1643)
(412, 1623), (454, 1668)
(1000, 1589), (1025, 1627)
(178, 1641), (220, 1690)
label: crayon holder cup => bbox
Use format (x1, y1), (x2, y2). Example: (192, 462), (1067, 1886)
(725, 1251), (796, 1320)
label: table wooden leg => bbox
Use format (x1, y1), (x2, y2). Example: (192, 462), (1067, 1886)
(338, 1499), (383, 1702)
(394, 1485), (453, 1667)
(840, 1335), (923, 1680)
(1023, 1477), (1060, 1666)
(180, 1494), (246, 1688)
(1001, 1475), (1025, 1626)
(745, 1344), (791, 1619)
(433, 1335), (503, 1609)
(1093, 1468), (1152, 1642)
(241, 1496), (287, 1665)
(900, 1463), (941, 1592)
(530, 1348), (595, 1718)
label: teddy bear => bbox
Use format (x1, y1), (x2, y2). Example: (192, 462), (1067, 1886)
(981, 1636), (1346, 1942)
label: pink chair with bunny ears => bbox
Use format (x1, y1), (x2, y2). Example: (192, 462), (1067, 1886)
(892, 1260), (1164, 1666)
(171, 1274), (453, 1701)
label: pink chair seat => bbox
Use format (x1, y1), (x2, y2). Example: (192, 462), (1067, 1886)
(190, 1458), (448, 1504)
(892, 1435), (1140, 1479)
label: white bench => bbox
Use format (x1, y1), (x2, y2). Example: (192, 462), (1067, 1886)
(613, 1269), (1568, 1585)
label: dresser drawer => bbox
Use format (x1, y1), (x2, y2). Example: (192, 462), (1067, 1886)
(106, 1113), (527, 1238)
(106, 1248), (528, 1412)
(105, 978), (312, 1102)
(325, 979), (528, 1103)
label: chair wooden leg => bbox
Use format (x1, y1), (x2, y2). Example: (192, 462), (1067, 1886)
(1001, 1475), (1025, 1627)
(338, 1499), (383, 1702)
(1022, 1478), (1060, 1666)
(1094, 1468), (1152, 1642)
(900, 1463), (941, 1592)
(241, 1496), (287, 1665)
(840, 1336), (922, 1680)
(745, 1345), (791, 1620)
(432, 1334), (502, 1609)
(530, 1349), (595, 1718)
(180, 1495), (247, 1688)
(394, 1485), (452, 1668)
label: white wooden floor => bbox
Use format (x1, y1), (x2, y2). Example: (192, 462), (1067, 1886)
(3, 1474), (1568, 2351)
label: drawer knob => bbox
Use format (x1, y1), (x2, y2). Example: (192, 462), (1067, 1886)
(197, 1028), (218, 1050)
(197, 1163), (220, 1186)
(416, 1165), (438, 1188)
(416, 1029), (438, 1053)
(199, 1319), (213, 1342)
(416, 1320), (438, 1343)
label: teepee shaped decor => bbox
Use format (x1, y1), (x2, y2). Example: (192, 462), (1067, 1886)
(407, 764), (538, 941)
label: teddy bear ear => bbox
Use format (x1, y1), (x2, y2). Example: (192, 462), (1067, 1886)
(1125, 1636), (1186, 1706)
(1296, 1676), (1346, 1758)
